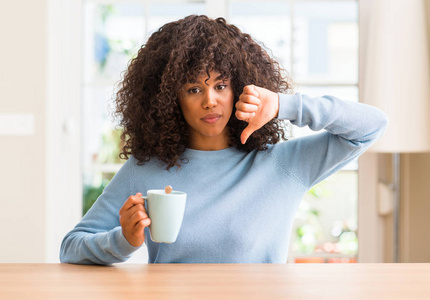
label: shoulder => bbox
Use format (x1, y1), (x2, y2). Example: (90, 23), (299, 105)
(111, 156), (165, 183)
(126, 154), (165, 168)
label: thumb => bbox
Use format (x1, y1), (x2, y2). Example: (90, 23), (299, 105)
(241, 123), (260, 144)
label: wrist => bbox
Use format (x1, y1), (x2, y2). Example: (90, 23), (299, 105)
(276, 93), (299, 121)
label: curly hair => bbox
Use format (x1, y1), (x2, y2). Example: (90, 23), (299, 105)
(114, 15), (293, 170)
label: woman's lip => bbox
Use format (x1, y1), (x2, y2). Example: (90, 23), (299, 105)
(201, 116), (221, 124)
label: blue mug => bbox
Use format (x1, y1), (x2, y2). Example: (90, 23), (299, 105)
(141, 190), (187, 243)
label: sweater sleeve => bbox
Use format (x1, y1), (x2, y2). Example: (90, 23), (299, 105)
(60, 157), (141, 265)
(272, 92), (388, 189)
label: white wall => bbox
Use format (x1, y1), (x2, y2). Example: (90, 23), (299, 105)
(0, 0), (47, 262)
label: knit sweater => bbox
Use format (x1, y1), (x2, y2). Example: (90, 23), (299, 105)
(60, 92), (388, 264)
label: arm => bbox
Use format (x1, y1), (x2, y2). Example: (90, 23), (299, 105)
(236, 86), (388, 189)
(274, 92), (388, 188)
(60, 158), (142, 265)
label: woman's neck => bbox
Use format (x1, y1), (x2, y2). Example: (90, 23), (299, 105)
(187, 136), (230, 151)
(187, 128), (231, 151)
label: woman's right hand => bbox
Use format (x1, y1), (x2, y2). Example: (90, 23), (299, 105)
(119, 192), (151, 247)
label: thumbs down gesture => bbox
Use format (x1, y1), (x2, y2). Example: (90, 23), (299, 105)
(235, 85), (279, 144)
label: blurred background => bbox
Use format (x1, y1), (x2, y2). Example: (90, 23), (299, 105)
(1, 0), (429, 264)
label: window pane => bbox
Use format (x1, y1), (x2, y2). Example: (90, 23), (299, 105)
(81, 84), (125, 200)
(148, 3), (206, 35)
(82, 84), (123, 165)
(229, 1), (291, 71)
(83, 3), (145, 84)
(293, 1), (358, 84)
(288, 170), (358, 263)
(82, 2), (144, 219)
(296, 85), (358, 102)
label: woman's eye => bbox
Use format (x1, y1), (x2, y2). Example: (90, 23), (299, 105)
(216, 85), (227, 90)
(188, 88), (200, 94)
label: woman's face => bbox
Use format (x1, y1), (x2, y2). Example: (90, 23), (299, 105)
(178, 71), (234, 150)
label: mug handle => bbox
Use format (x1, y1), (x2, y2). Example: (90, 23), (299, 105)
(141, 195), (148, 212)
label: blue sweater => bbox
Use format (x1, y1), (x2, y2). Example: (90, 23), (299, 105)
(60, 93), (388, 264)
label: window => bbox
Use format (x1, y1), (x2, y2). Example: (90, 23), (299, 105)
(81, 0), (358, 263)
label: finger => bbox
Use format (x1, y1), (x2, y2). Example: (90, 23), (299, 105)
(133, 218), (151, 232)
(238, 94), (260, 105)
(129, 210), (147, 227)
(243, 85), (259, 97)
(130, 219), (150, 238)
(124, 193), (144, 210)
(132, 221), (145, 236)
(235, 111), (255, 121)
(235, 102), (259, 113)
(125, 204), (146, 221)
(241, 123), (260, 144)
(119, 193), (144, 214)
(120, 205), (144, 229)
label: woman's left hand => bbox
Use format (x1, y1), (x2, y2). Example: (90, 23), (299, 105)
(235, 85), (279, 144)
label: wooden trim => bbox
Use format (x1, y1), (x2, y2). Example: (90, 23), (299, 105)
(400, 154), (411, 262)
(357, 152), (383, 262)
(45, 0), (83, 262)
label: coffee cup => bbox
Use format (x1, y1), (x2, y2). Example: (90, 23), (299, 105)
(141, 189), (187, 243)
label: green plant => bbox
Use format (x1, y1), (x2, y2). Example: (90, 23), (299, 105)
(82, 179), (110, 216)
(292, 181), (330, 254)
(330, 220), (358, 255)
(83, 127), (123, 215)
(98, 127), (124, 164)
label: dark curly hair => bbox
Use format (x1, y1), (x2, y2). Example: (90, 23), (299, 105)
(114, 14), (293, 170)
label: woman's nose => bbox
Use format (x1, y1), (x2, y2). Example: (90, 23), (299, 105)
(202, 91), (217, 108)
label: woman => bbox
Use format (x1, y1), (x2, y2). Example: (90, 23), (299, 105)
(60, 15), (388, 264)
